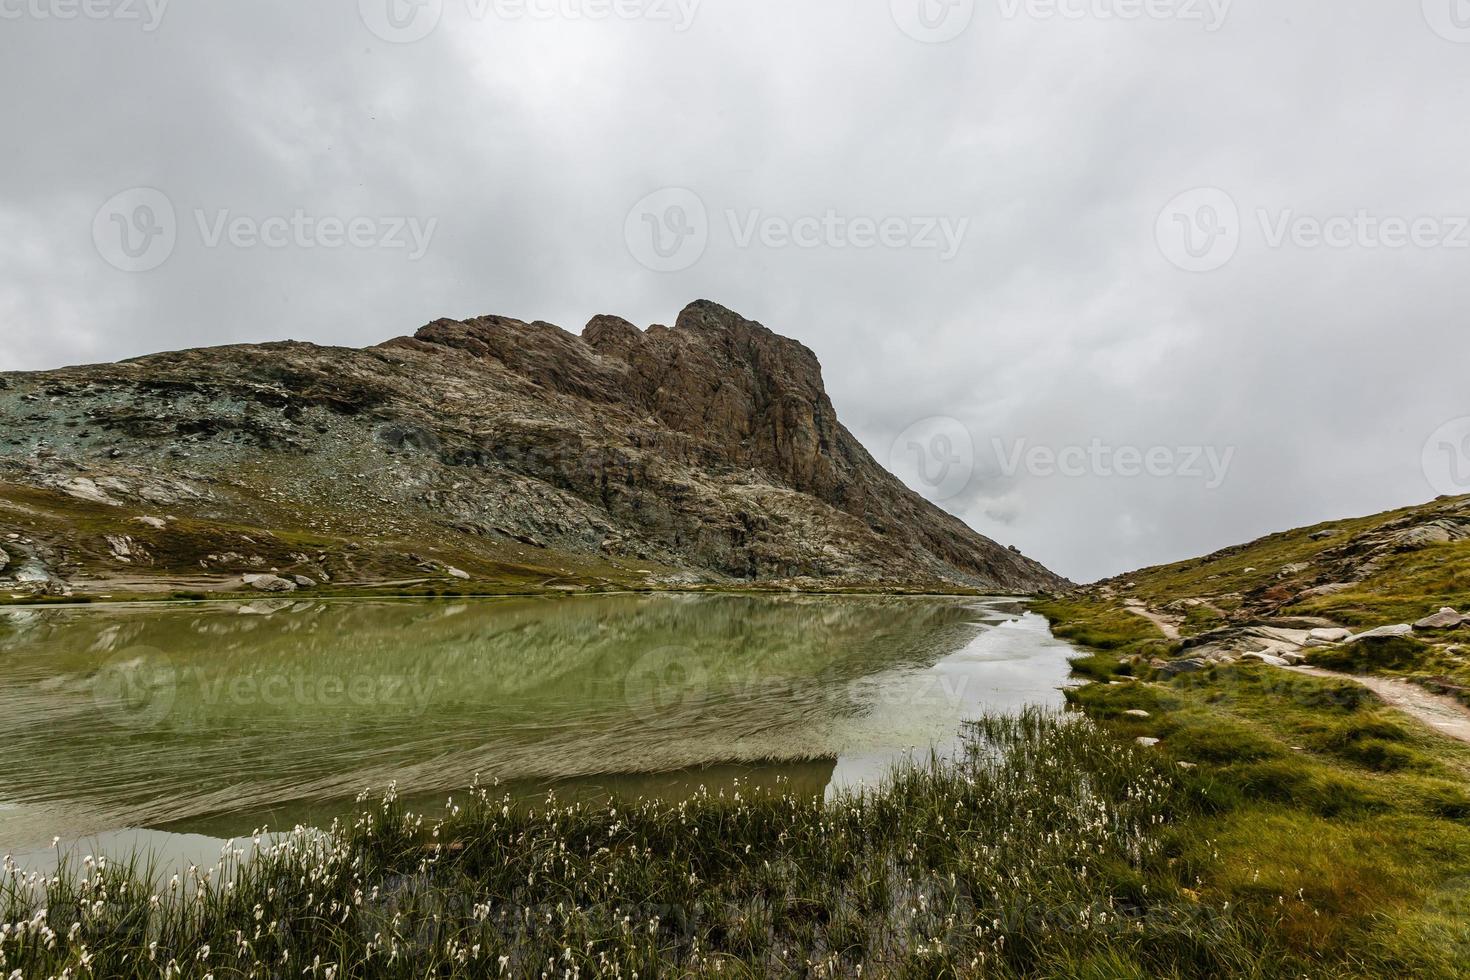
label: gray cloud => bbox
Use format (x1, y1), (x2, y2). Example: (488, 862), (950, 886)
(2, 0), (1467, 581)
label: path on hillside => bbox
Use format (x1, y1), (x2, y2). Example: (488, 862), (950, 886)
(1285, 665), (1470, 745)
(1123, 600), (1182, 640)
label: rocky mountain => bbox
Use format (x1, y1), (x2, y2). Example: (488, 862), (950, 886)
(0, 301), (1065, 599)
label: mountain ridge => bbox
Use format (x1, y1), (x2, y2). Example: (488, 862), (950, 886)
(0, 300), (1066, 599)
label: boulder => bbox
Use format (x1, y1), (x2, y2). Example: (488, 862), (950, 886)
(1123, 709), (1151, 719)
(1241, 652), (1290, 667)
(1247, 626), (1312, 646)
(445, 566), (472, 581)
(293, 575), (318, 588)
(105, 535), (140, 563)
(1309, 627), (1353, 642)
(15, 559), (52, 584)
(59, 476), (122, 506)
(133, 516), (168, 530)
(0, 545), (8, 573)
(1346, 624), (1413, 642)
(1309, 530), (1335, 540)
(1136, 737), (1161, 748)
(1160, 658), (1208, 676)
(243, 573), (298, 594)
(1299, 583), (1355, 599)
(1414, 608), (1465, 630)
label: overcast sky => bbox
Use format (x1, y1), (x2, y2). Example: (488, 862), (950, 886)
(2, 0), (1468, 582)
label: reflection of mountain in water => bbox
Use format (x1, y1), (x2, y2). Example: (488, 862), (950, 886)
(0, 595), (984, 836)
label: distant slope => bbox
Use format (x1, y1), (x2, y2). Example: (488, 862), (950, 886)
(1092, 493), (1470, 632)
(0, 300), (1066, 599)
(1057, 493), (1470, 705)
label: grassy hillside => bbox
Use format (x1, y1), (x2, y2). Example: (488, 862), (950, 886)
(1035, 493), (1470, 975)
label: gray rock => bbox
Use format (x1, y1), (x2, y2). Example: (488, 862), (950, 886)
(293, 575), (317, 588)
(1135, 737), (1161, 748)
(1280, 652), (1307, 665)
(1346, 624), (1414, 642)
(1299, 583), (1355, 599)
(105, 535), (139, 563)
(1309, 627), (1353, 642)
(0, 546), (8, 573)
(1241, 652), (1290, 667)
(14, 559), (52, 584)
(1247, 626), (1312, 646)
(444, 566), (471, 581)
(1309, 530), (1336, 540)
(58, 476), (121, 506)
(1123, 709), (1151, 719)
(1160, 658), (1208, 675)
(133, 516), (168, 530)
(1414, 608), (1464, 630)
(243, 573), (298, 594)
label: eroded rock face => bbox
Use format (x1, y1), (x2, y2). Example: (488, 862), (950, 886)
(0, 301), (1067, 593)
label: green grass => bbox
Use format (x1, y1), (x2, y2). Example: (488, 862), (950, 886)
(3, 711), (1353, 979)
(1042, 595), (1470, 977)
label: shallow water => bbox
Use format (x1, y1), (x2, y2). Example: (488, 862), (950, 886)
(0, 593), (1078, 860)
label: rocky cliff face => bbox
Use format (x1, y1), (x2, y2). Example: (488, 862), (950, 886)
(0, 301), (1065, 597)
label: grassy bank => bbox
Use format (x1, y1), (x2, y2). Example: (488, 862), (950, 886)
(1036, 597), (1470, 977)
(2, 711), (1357, 979)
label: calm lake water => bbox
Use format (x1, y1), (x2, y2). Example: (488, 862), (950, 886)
(0, 593), (1078, 863)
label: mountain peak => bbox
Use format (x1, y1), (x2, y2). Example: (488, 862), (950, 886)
(0, 302), (1066, 597)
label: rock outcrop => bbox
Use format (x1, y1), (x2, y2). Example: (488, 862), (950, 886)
(0, 301), (1065, 596)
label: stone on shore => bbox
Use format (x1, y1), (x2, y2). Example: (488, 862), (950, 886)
(243, 573), (298, 593)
